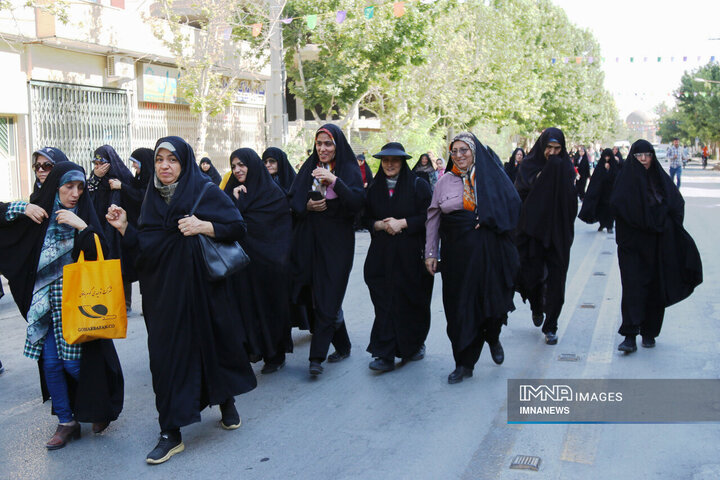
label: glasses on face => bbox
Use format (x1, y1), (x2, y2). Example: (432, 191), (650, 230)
(264, 159), (277, 165)
(33, 162), (53, 172)
(450, 147), (470, 157)
(634, 153), (652, 160)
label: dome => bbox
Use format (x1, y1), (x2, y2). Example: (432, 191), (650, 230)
(626, 110), (655, 124)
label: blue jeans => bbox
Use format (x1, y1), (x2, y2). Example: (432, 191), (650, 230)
(42, 332), (81, 423)
(669, 166), (682, 187)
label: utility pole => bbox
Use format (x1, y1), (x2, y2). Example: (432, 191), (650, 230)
(267, 0), (287, 147)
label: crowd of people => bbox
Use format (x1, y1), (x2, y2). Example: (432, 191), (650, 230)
(0, 125), (703, 465)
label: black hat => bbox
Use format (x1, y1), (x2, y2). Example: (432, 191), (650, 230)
(356, 153), (365, 161)
(373, 142), (412, 159)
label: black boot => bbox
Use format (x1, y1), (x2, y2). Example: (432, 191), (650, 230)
(488, 341), (504, 365)
(618, 336), (637, 353)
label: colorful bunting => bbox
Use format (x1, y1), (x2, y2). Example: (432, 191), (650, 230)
(251, 23), (262, 37)
(336, 10), (346, 23)
(393, 2), (405, 17)
(281, 17), (293, 24)
(365, 6), (375, 19)
(306, 14), (317, 29)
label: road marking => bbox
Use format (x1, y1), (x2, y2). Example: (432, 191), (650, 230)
(560, 261), (621, 466)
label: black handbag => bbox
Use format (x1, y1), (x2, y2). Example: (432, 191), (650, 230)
(189, 182), (250, 281)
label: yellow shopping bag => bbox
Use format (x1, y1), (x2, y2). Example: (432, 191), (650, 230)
(61, 233), (127, 344)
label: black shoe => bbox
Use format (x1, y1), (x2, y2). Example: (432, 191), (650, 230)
(641, 336), (656, 348)
(369, 357), (395, 372)
(489, 341), (504, 365)
(409, 344), (426, 361)
(544, 332), (558, 345)
(0, 360), (4, 374)
(219, 398), (241, 430)
(309, 361), (323, 375)
(532, 313), (544, 327)
(261, 360), (286, 374)
(598, 226), (604, 232)
(618, 336), (637, 353)
(146, 431), (184, 465)
(327, 350), (350, 363)
(607, 228), (614, 234)
(448, 366), (473, 384)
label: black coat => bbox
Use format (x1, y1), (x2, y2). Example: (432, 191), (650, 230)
(0, 162), (123, 423)
(610, 140), (702, 309)
(515, 128), (577, 296)
(262, 147), (297, 194)
(200, 157), (223, 185)
(224, 148), (293, 361)
(287, 124), (365, 324)
(579, 149), (618, 225)
(128, 136), (256, 430)
(438, 135), (521, 352)
(363, 164), (433, 359)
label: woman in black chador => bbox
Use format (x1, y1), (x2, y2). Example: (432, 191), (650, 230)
(578, 148), (619, 233)
(504, 147), (524, 184)
(425, 133), (521, 384)
(106, 136), (256, 464)
(0, 161), (123, 449)
(610, 140), (702, 353)
(363, 142), (433, 372)
(575, 146), (591, 200)
(287, 124), (365, 376)
(262, 146), (297, 194)
(224, 148), (293, 374)
(199, 157), (223, 185)
(514, 128), (577, 345)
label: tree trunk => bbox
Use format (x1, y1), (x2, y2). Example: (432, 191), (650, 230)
(196, 105), (209, 156)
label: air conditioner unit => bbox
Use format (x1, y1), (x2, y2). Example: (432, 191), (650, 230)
(106, 55), (135, 80)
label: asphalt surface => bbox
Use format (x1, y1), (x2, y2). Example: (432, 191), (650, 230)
(1, 161), (719, 479)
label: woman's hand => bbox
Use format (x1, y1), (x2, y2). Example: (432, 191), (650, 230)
(106, 204), (128, 236)
(306, 198), (327, 212)
(233, 185), (247, 200)
(178, 215), (214, 237)
(312, 167), (337, 185)
(425, 258), (438, 276)
(109, 178), (122, 190)
(373, 220), (386, 232)
(604, 162), (610, 170)
(383, 217), (406, 235)
(56, 209), (87, 231)
(94, 163), (110, 178)
(24, 204), (48, 224)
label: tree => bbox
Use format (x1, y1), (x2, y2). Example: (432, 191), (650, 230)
(282, 0), (437, 128)
(145, 0), (282, 154)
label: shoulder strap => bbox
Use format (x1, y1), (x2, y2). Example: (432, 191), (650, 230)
(189, 182), (213, 216)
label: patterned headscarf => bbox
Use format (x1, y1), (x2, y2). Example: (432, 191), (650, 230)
(449, 133), (477, 211)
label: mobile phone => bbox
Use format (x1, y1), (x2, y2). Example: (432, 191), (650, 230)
(308, 191), (324, 201)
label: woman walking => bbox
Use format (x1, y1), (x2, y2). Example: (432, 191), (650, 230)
(412, 153), (438, 190)
(287, 124), (365, 376)
(363, 142), (433, 372)
(514, 128), (577, 345)
(199, 157), (223, 185)
(262, 146), (296, 194)
(0, 161), (124, 449)
(106, 136), (256, 464)
(224, 148), (293, 374)
(610, 140), (702, 353)
(425, 133), (521, 384)
(504, 148), (525, 183)
(578, 148), (619, 233)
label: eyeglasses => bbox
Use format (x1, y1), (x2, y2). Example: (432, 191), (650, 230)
(263, 159), (277, 164)
(33, 162), (53, 172)
(634, 153), (653, 160)
(450, 147), (471, 157)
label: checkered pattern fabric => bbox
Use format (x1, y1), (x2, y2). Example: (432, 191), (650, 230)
(4, 201), (28, 221)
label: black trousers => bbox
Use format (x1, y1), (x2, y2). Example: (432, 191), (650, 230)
(452, 321), (502, 369)
(309, 309), (351, 362)
(618, 241), (665, 338)
(526, 248), (569, 335)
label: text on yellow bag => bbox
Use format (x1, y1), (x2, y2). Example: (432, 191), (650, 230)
(61, 233), (127, 344)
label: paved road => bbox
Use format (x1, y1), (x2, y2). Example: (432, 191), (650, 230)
(1, 163), (719, 479)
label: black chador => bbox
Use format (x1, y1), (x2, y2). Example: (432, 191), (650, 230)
(514, 127), (577, 344)
(575, 151), (591, 200)
(199, 157), (223, 185)
(578, 148), (618, 232)
(120, 147), (155, 225)
(610, 140), (702, 352)
(224, 148), (293, 373)
(0, 161), (124, 425)
(262, 147), (297, 194)
(122, 136), (256, 432)
(363, 143), (433, 369)
(504, 147), (524, 184)
(287, 123), (365, 373)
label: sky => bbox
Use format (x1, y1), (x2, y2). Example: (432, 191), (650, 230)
(552, 0), (720, 119)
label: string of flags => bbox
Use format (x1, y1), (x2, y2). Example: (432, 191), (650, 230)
(550, 56), (717, 65)
(248, 0), (417, 37)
